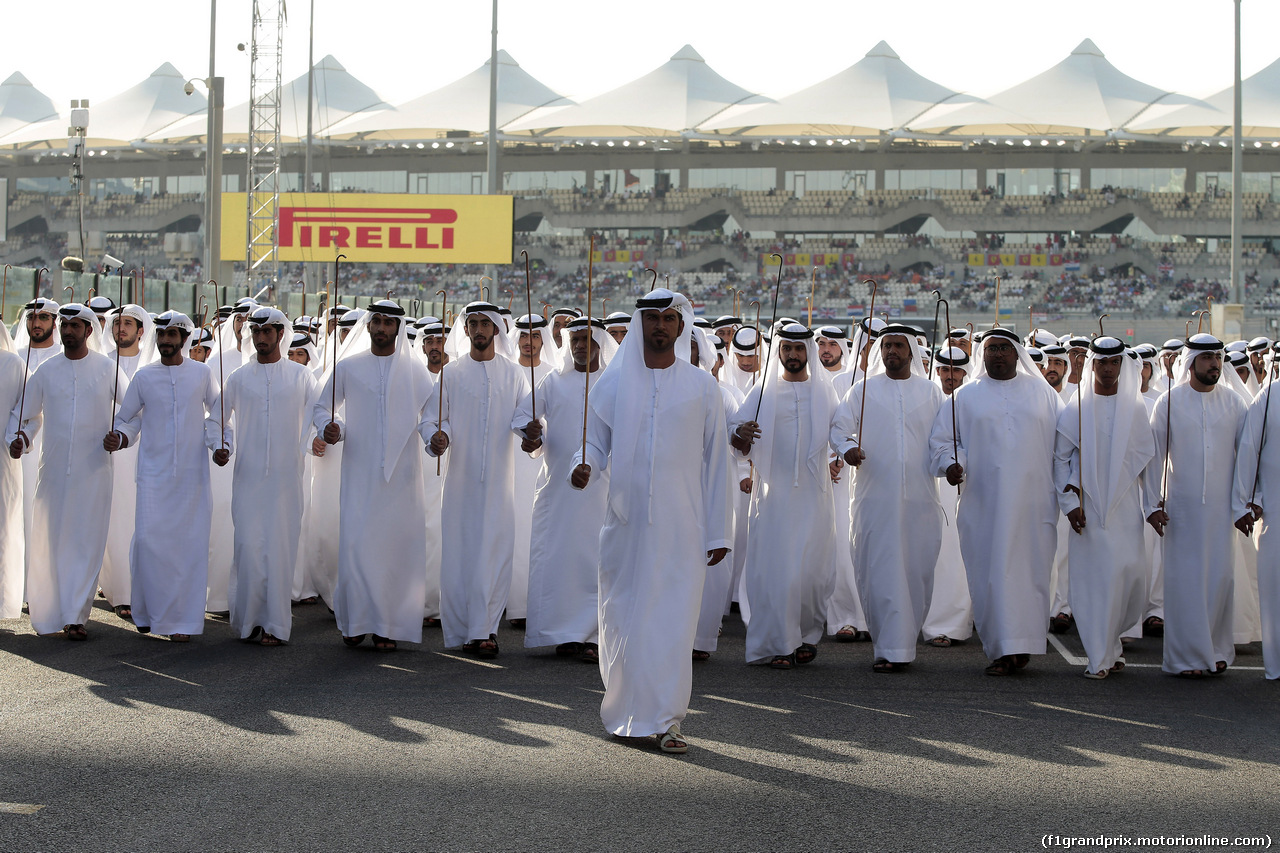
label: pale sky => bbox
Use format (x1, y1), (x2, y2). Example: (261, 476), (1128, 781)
(8, 0), (1279, 110)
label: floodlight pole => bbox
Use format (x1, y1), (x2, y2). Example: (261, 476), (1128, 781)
(1231, 0), (1243, 307)
(203, 0), (224, 294)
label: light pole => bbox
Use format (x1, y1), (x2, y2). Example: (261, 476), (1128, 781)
(186, 76), (224, 287)
(1230, 0), (1244, 307)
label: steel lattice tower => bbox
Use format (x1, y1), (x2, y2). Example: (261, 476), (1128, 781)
(245, 0), (284, 295)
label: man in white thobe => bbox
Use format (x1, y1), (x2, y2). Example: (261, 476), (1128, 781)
(514, 318), (616, 661)
(1233, 362), (1280, 679)
(570, 289), (733, 754)
(14, 298), (62, 550)
(316, 302), (432, 652)
(930, 328), (1064, 675)
(100, 304), (154, 620)
(217, 308), (318, 645)
(507, 314), (559, 630)
(8, 305), (125, 639)
(419, 320), (449, 626)
(1144, 334), (1246, 676)
(0, 321), (24, 619)
(426, 302), (529, 657)
(730, 323), (839, 668)
(106, 311), (221, 642)
(1053, 338), (1156, 678)
(832, 326), (944, 672)
(922, 347), (974, 646)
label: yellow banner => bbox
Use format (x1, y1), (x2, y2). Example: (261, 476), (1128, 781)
(763, 254), (782, 266)
(616, 250), (630, 263)
(221, 192), (513, 264)
(1030, 254), (1047, 266)
(967, 253), (984, 266)
(794, 253), (811, 267)
(999, 253), (1016, 266)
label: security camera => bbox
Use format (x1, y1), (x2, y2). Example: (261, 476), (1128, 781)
(183, 81), (195, 96)
(103, 253), (123, 269)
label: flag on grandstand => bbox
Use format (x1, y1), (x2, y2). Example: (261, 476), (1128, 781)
(847, 304), (863, 316)
(818, 307), (836, 319)
(624, 170), (640, 188)
(997, 307), (1013, 319)
(888, 307), (902, 318)
(1158, 262), (1173, 274)
(903, 299), (918, 313)
(692, 302), (705, 315)
(1064, 261), (1081, 272)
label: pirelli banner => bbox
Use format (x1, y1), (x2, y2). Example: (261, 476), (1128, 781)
(221, 193), (514, 264)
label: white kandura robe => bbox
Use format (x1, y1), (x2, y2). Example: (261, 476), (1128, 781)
(16, 344), (61, 567)
(578, 360), (733, 737)
(206, 350), (239, 612)
(114, 359), (220, 636)
(315, 351), (432, 644)
(426, 353), (529, 648)
(0, 351), (24, 618)
(1232, 384), (1280, 678)
(12, 352), (126, 634)
(1049, 384), (1078, 619)
(930, 373), (1063, 660)
(835, 374), (945, 664)
(421, 367), (447, 620)
(923, 480), (973, 641)
(1054, 393), (1156, 674)
(101, 352), (143, 610)
(1144, 383), (1246, 674)
(733, 379), (837, 662)
(507, 359), (554, 622)
(221, 358), (318, 641)
(515, 365), (608, 648)
(695, 382), (744, 652)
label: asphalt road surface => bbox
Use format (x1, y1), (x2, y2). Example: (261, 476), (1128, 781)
(1, 601), (1276, 852)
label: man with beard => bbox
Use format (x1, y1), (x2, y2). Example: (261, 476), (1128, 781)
(418, 319), (449, 627)
(427, 302), (530, 657)
(317, 302), (433, 652)
(1041, 343), (1069, 394)
(730, 324), (839, 669)
(1248, 336), (1271, 386)
(833, 326), (944, 673)
(816, 326), (850, 377)
(9, 305), (126, 641)
(1054, 338), (1156, 679)
(216, 307), (318, 646)
(100, 304), (154, 621)
(0, 319), (24, 621)
(922, 347), (974, 647)
(515, 318), (617, 662)
(930, 329), (1064, 676)
(105, 311), (221, 643)
(570, 289), (733, 754)
(508, 314), (560, 630)
(1145, 334), (1246, 677)
(15, 298), (62, 546)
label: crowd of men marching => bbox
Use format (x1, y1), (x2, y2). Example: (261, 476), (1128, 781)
(1, 286), (1277, 755)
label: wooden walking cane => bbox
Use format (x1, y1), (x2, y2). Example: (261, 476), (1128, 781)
(582, 238), (595, 464)
(15, 272), (49, 443)
(854, 278), (879, 451)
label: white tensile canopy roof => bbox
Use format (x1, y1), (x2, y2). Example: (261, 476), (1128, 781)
(503, 45), (772, 138)
(0, 63), (208, 146)
(701, 41), (983, 137)
(147, 54), (392, 143)
(912, 39), (1217, 136)
(1129, 54), (1280, 138)
(328, 50), (571, 139)
(0, 72), (63, 146)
